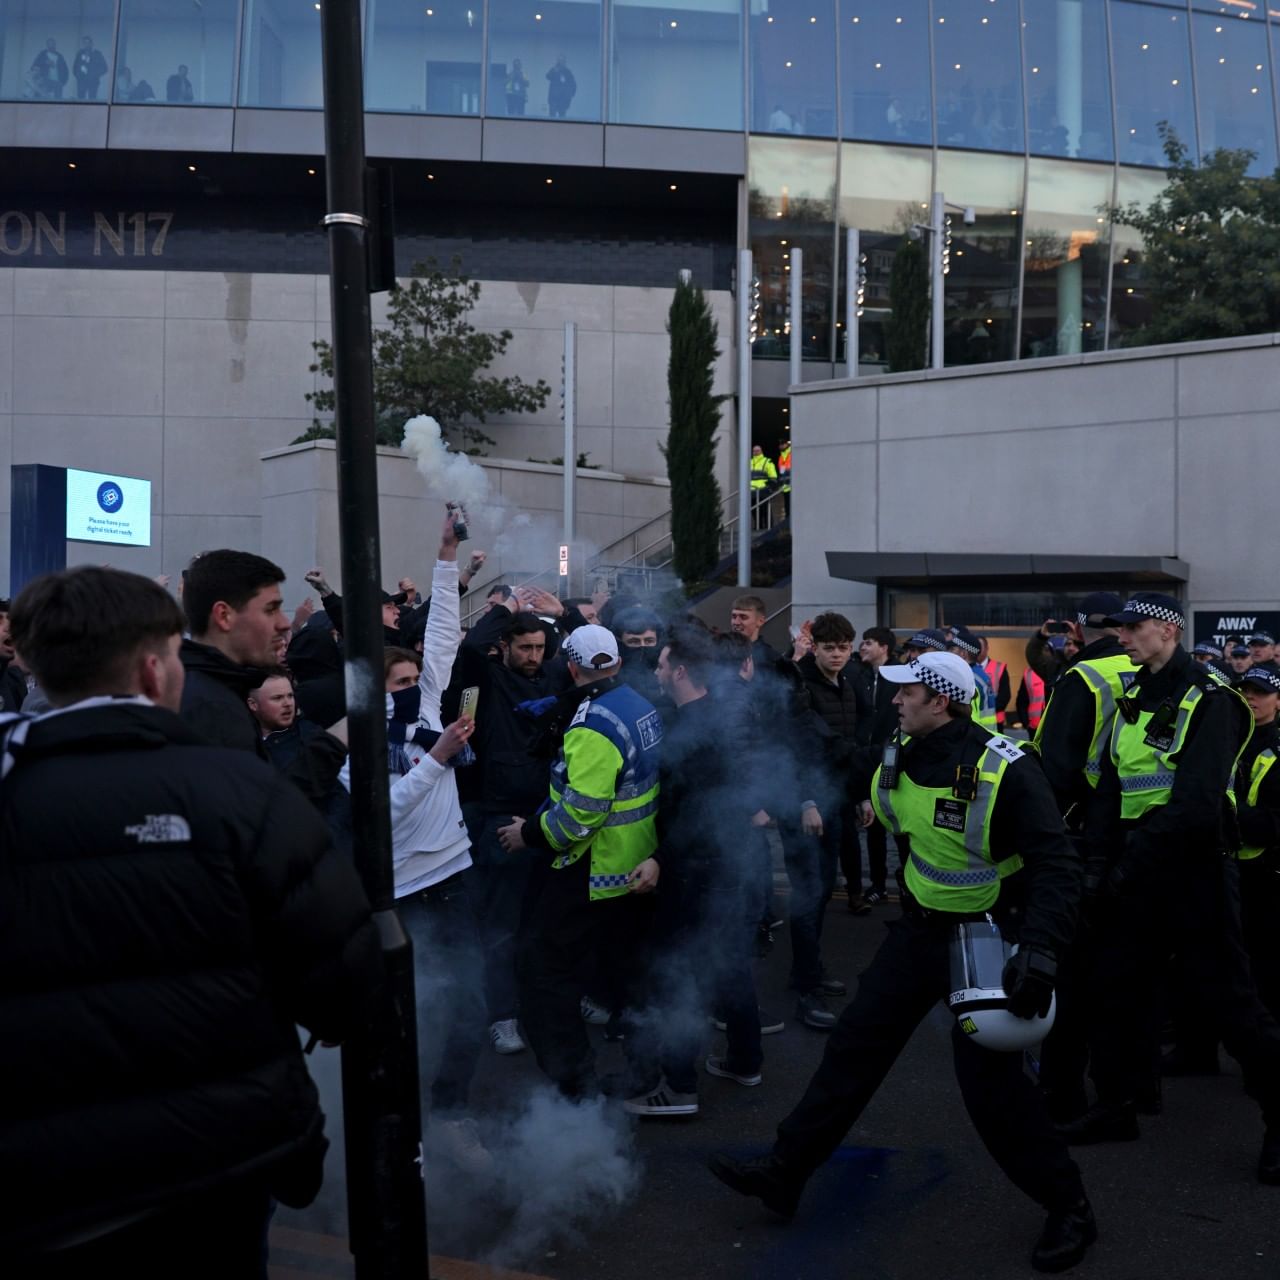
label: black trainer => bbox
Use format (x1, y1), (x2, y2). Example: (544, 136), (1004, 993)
(797, 993), (836, 1031)
(1259, 1128), (1280, 1185)
(816, 973), (847, 997)
(1031, 1199), (1097, 1273)
(707, 1153), (803, 1219)
(1055, 1100), (1139, 1145)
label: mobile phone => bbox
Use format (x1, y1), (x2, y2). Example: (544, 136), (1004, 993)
(1047, 621), (1071, 634)
(459, 686), (480, 721)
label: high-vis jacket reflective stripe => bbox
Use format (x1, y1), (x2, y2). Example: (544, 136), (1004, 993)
(1034, 653), (1137, 789)
(1236, 748), (1277, 861)
(982, 659), (1007, 725)
(778, 444), (792, 493)
(540, 686), (662, 900)
(749, 454), (777, 490)
(1022, 668), (1046, 730)
(971, 664), (997, 730)
(870, 733), (1025, 913)
(1110, 675), (1249, 823)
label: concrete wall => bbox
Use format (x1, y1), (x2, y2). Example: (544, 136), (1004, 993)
(0, 266), (734, 594)
(261, 441), (671, 608)
(789, 333), (1280, 633)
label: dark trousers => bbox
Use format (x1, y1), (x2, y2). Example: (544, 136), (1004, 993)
(1087, 854), (1280, 1126)
(634, 872), (763, 1095)
(838, 812), (890, 897)
(774, 913), (1084, 1210)
(518, 853), (655, 1096)
(20, 1180), (273, 1279)
(399, 871), (487, 1113)
(782, 809), (842, 992)
(470, 810), (537, 1021)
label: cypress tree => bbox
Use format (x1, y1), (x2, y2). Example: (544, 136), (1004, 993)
(662, 277), (725, 589)
(886, 237), (930, 373)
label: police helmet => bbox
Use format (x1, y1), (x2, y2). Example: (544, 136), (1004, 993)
(948, 921), (1056, 1053)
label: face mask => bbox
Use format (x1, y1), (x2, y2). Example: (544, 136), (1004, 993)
(390, 685), (421, 724)
(623, 646), (660, 671)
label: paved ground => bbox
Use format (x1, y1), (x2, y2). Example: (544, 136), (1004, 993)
(275, 884), (1280, 1280)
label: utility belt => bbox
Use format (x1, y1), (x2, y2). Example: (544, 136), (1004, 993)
(896, 865), (1026, 937)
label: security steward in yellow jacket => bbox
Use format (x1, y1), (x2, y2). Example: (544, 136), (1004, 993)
(1059, 593), (1280, 1186)
(710, 652), (1095, 1274)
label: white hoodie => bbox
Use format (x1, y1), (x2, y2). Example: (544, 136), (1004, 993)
(339, 559), (471, 897)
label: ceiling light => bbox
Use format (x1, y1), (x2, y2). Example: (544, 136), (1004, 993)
(874, 61), (882, 68)
(767, 15), (774, 21)
(895, 15), (902, 22)
(67, 161), (76, 169)
(307, 167), (316, 175)
(954, 62), (962, 69)
(1140, 42), (1148, 49)
(1009, 208), (1018, 214)
(1171, 78), (1179, 85)
(669, 183), (677, 190)
(188, 164), (197, 171)
(1032, 66), (1039, 73)
(1252, 86), (1260, 93)
(785, 60), (792, 67)
(545, 177), (553, 184)
(1126, 287), (1134, 294)
(1216, 24), (1223, 31)
(780, 239), (787, 244)
(810, 15), (817, 22)
(1219, 56), (1226, 63)
(535, 11), (542, 17)
(1130, 127), (1136, 134)
(670, 19), (677, 26)
(427, 172), (435, 179)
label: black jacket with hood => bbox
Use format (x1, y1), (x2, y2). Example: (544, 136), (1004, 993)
(0, 701), (383, 1253)
(179, 637), (270, 758)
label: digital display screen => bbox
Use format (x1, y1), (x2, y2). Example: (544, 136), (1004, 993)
(65, 468), (152, 547)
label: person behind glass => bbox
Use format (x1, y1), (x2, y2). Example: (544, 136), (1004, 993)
(29, 38), (68, 99)
(167, 63), (194, 103)
(73, 36), (107, 100)
(768, 103), (796, 133)
(546, 53), (576, 118)
(505, 59), (529, 115)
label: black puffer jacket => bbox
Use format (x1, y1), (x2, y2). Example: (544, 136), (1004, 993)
(0, 702), (383, 1253)
(179, 637), (269, 757)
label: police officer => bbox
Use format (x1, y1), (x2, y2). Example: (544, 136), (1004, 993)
(709, 652), (1095, 1273)
(1028, 592), (1136, 1120)
(777, 437), (792, 520)
(1191, 639), (1226, 673)
(948, 625), (997, 730)
(498, 624), (663, 1098)
(901, 628), (948, 662)
(1059, 594), (1280, 1184)
(749, 445), (777, 530)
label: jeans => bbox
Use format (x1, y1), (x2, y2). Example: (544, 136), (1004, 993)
(398, 871), (487, 1114)
(775, 913), (1084, 1211)
(469, 811), (537, 1021)
(781, 808), (842, 993)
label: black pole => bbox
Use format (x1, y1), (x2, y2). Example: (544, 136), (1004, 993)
(317, 2), (429, 1276)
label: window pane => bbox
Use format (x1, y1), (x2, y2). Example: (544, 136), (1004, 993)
(839, 0), (931, 146)
(366, 0), (483, 115)
(240, 0), (323, 108)
(935, 150), (1024, 365)
(1022, 0), (1114, 162)
(114, 0), (238, 106)
(1108, 166), (1165, 345)
(1, 0), (116, 102)
(933, 0), (1025, 154)
(1020, 158), (1112, 359)
(749, 0), (837, 138)
(610, 0), (742, 130)
(749, 137), (837, 361)
(1191, 10), (1276, 176)
(1111, 1), (1196, 167)
(486, 0), (601, 120)
(838, 142), (933, 372)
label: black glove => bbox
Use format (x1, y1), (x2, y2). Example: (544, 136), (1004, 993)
(1002, 948), (1057, 1020)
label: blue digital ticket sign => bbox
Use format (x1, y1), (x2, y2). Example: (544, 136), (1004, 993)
(65, 468), (152, 548)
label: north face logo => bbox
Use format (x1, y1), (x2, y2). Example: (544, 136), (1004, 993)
(125, 814), (193, 843)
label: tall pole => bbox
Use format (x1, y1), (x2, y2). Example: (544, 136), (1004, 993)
(789, 245), (803, 388)
(563, 320), (577, 595)
(737, 248), (752, 588)
(845, 227), (860, 379)
(318, 2), (429, 1276)
(930, 190), (945, 372)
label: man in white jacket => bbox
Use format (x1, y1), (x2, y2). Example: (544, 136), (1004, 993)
(339, 509), (488, 1173)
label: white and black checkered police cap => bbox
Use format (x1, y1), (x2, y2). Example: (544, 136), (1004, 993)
(1103, 593), (1186, 632)
(1240, 665), (1280, 695)
(879, 653), (976, 705)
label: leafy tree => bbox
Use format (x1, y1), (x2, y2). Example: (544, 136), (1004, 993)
(1110, 126), (1280, 347)
(662, 277), (725, 589)
(886, 237), (929, 372)
(299, 257), (551, 452)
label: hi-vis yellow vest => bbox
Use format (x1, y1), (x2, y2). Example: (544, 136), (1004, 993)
(1035, 652), (1138, 789)
(871, 733), (1025, 913)
(1235, 748), (1277, 861)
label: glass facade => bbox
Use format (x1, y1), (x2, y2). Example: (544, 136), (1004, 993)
(8, 0), (1280, 368)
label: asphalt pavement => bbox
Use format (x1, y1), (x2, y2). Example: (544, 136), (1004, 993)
(275, 880), (1280, 1280)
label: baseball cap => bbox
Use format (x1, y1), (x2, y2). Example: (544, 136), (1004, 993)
(947, 625), (981, 658)
(1192, 641), (1224, 659)
(906, 628), (949, 653)
(1076, 592), (1124, 627)
(1102, 592), (1186, 631)
(381, 589), (409, 606)
(1239, 665), (1280, 694)
(561, 623), (621, 671)
(1249, 631), (1276, 647)
(880, 652), (977, 705)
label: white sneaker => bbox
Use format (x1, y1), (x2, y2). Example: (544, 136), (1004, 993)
(433, 1116), (494, 1176)
(580, 995), (611, 1025)
(489, 1018), (526, 1054)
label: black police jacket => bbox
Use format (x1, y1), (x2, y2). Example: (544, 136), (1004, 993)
(1235, 717), (1280, 854)
(0, 702), (383, 1252)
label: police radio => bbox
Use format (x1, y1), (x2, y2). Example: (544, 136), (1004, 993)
(879, 732), (901, 790)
